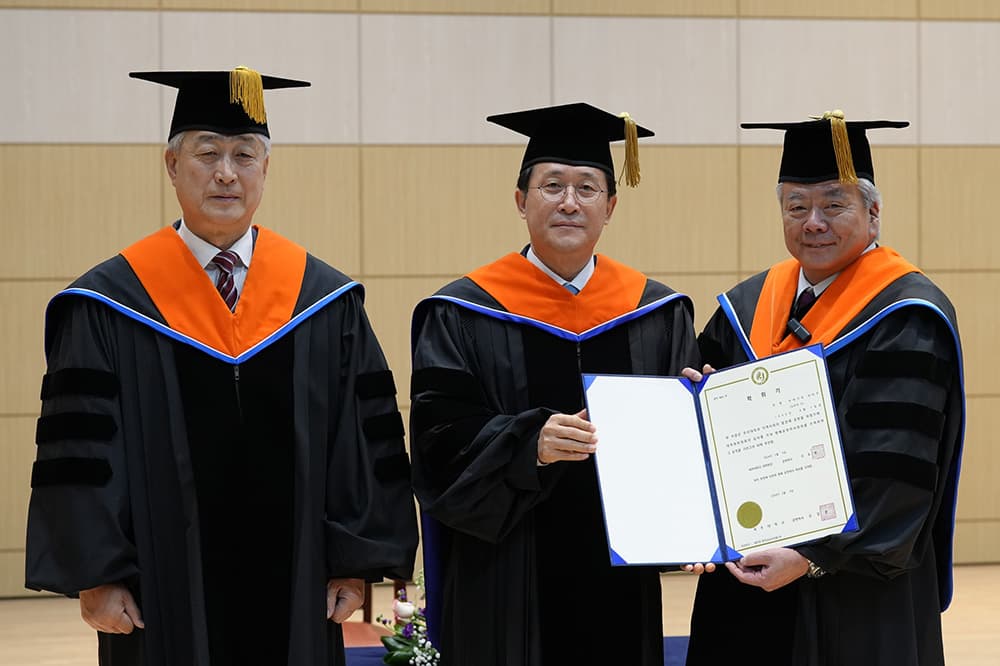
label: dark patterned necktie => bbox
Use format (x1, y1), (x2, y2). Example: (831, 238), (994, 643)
(793, 286), (817, 320)
(211, 250), (240, 311)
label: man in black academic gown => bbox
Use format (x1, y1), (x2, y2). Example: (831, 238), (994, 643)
(409, 103), (700, 666)
(25, 67), (418, 666)
(685, 112), (964, 666)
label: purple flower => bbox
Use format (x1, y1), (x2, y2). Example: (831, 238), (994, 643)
(402, 623), (415, 639)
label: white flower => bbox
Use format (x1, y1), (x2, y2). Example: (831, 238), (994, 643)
(393, 599), (416, 620)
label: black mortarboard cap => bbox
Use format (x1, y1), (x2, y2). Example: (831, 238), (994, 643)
(741, 110), (908, 185)
(130, 67), (310, 139)
(487, 102), (654, 187)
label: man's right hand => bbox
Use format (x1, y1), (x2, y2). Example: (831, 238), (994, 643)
(537, 409), (597, 464)
(79, 583), (145, 634)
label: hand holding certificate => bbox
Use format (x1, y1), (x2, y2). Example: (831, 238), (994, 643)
(582, 344), (856, 566)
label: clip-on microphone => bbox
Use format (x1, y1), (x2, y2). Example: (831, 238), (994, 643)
(786, 318), (812, 343)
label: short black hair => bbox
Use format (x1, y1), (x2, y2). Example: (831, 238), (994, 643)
(516, 165), (617, 198)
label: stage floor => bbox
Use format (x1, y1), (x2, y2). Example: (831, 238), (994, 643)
(1, 565), (997, 665)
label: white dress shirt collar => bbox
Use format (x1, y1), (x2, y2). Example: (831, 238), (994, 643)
(176, 220), (254, 269)
(525, 245), (595, 293)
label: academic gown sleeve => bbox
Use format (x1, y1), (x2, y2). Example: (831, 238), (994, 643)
(25, 296), (139, 594)
(697, 306), (750, 371)
(793, 307), (960, 579)
(409, 301), (559, 545)
(322, 291), (419, 582)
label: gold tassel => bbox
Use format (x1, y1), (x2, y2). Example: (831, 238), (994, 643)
(818, 109), (857, 184)
(229, 66), (267, 124)
(618, 112), (641, 188)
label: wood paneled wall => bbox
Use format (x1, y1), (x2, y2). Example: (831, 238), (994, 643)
(1, 1), (997, 596)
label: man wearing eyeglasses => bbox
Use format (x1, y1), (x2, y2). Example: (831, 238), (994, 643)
(685, 114), (964, 666)
(408, 103), (700, 666)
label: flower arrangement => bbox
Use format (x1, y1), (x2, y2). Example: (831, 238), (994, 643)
(377, 571), (440, 665)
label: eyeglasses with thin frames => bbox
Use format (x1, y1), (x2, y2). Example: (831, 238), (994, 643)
(532, 181), (606, 204)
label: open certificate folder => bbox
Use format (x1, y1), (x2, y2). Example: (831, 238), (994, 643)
(582, 344), (857, 566)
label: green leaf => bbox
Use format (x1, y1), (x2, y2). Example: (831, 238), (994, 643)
(384, 650), (414, 665)
(383, 636), (412, 652)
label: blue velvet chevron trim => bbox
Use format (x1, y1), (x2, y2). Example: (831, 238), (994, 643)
(420, 292), (690, 342)
(717, 293), (756, 361)
(843, 512), (858, 533)
(49, 282), (360, 365)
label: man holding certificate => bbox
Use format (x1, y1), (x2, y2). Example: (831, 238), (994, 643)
(409, 103), (699, 666)
(686, 112), (965, 666)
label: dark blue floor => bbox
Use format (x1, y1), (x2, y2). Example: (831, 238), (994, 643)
(346, 636), (689, 665)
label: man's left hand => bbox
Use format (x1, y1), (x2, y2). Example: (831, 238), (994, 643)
(326, 578), (365, 623)
(725, 548), (809, 591)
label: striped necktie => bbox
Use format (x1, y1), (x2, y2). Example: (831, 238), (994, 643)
(211, 250), (240, 311)
(562, 282), (580, 295)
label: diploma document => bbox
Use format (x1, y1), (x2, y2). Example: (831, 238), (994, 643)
(583, 344), (857, 566)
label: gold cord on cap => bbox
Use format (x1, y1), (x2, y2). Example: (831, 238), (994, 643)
(810, 109), (857, 184)
(618, 112), (641, 188)
(230, 66), (267, 124)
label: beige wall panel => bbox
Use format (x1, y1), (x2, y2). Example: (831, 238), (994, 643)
(921, 0), (1000, 19)
(921, 148), (1000, 271)
(360, 14), (552, 144)
(251, 146), (361, 276)
(163, 0), (355, 9)
(0, 1), (155, 6)
(0, 283), (65, 416)
(739, 20), (918, 146)
(738, 145), (788, 273)
(599, 146), (739, 274)
(553, 0), (737, 16)
(361, 145), (529, 275)
(921, 22), (1000, 145)
(0, 145), (163, 280)
(953, 521), (1000, 564)
(926, 272), (998, 397)
(160, 12), (358, 144)
(552, 18), (739, 145)
(0, 552), (30, 598)
(740, 0), (916, 18)
(361, 0), (547, 12)
(0, 9), (160, 143)
(954, 397), (999, 522)
(363, 276), (461, 409)
(652, 272), (741, 331)
(871, 147), (919, 262)
(0, 418), (34, 551)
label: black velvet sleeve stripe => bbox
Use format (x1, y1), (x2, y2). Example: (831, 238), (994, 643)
(411, 367), (482, 398)
(856, 350), (952, 385)
(846, 402), (945, 440)
(847, 451), (938, 492)
(31, 457), (112, 488)
(355, 370), (397, 399)
(363, 412), (405, 442)
(373, 452), (411, 482)
(40, 368), (120, 400)
(36, 413), (117, 444)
